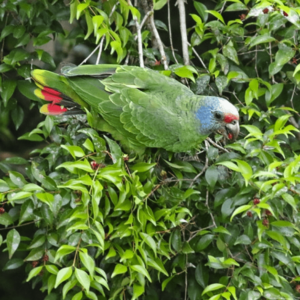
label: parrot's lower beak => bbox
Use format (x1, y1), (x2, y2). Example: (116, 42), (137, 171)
(224, 121), (240, 141)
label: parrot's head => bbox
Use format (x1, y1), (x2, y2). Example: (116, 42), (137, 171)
(196, 97), (240, 141)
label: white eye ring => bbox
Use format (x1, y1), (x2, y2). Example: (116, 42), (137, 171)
(231, 120), (237, 125)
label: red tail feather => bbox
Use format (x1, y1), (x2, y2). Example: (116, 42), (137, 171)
(40, 104), (67, 115)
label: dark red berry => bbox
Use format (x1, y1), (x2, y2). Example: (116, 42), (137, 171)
(247, 211), (253, 217)
(32, 261), (39, 268)
(263, 8), (269, 14)
(123, 155), (129, 161)
(253, 198), (260, 205)
(91, 161), (100, 170)
(283, 11), (288, 17)
(296, 285), (300, 293)
(262, 219), (269, 227)
(0, 207), (5, 214)
(265, 209), (272, 216)
(42, 254), (49, 262)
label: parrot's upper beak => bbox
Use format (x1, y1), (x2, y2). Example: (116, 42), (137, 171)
(224, 120), (240, 141)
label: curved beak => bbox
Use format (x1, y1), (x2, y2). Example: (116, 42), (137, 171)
(225, 121), (240, 141)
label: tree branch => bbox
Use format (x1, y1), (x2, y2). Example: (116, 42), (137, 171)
(177, 0), (189, 65)
(135, 17), (144, 68)
(149, 12), (168, 70)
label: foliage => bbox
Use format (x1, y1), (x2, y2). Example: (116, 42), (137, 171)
(1, 0), (300, 300)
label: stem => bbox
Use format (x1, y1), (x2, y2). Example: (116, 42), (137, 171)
(187, 42), (208, 72)
(189, 140), (209, 188)
(79, 43), (101, 66)
(96, 35), (105, 65)
(135, 17), (144, 68)
(149, 12), (168, 70)
(177, 0), (189, 65)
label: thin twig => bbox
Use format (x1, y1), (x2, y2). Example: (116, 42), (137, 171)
(124, 52), (130, 65)
(290, 84), (297, 111)
(268, 25), (276, 84)
(206, 137), (230, 153)
(187, 42), (208, 72)
(79, 43), (101, 66)
(96, 35), (105, 65)
(254, 46), (259, 77)
(140, 10), (152, 30)
(219, 1), (227, 14)
(189, 140), (209, 188)
(149, 12), (168, 70)
(96, 3), (118, 65)
(168, 0), (179, 64)
(176, 0), (189, 65)
(205, 189), (217, 227)
(0, 220), (40, 231)
(225, 90), (245, 107)
(184, 254), (188, 300)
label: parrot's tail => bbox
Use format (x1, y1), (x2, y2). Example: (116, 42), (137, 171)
(31, 69), (86, 116)
(31, 65), (119, 116)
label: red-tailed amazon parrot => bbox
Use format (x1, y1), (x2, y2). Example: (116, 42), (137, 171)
(30, 64), (239, 152)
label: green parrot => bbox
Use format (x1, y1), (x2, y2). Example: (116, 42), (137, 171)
(31, 64), (240, 152)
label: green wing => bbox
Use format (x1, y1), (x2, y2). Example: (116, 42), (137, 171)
(102, 66), (205, 152)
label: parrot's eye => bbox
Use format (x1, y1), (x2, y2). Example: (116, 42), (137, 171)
(214, 112), (222, 120)
(231, 120), (237, 125)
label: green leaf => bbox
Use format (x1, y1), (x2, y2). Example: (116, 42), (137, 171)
(1, 79), (17, 106)
(56, 159), (93, 173)
(131, 162), (156, 173)
(206, 10), (225, 24)
(162, 275), (175, 291)
(45, 265), (59, 275)
(225, 3), (248, 11)
(55, 266), (73, 288)
(130, 265), (152, 282)
(140, 232), (157, 256)
(72, 291), (83, 300)
(2, 258), (24, 271)
(7, 229), (20, 258)
(223, 41), (239, 65)
(36, 193), (54, 211)
(265, 83), (284, 106)
(249, 34), (276, 48)
(132, 283), (144, 300)
(61, 145), (85, 159)
(196, 234), (214, 251)
(205, 166), (218, 188)
(75, 268), (90, 292)
(230, 205), (252, 221)
(194, 2), (208, 22)
(111, 264), (127, 278)
(79, 251), (95, 277)
(202, 283), (225, 295)
(26, 266), (43, 282)
(195, 264), (209, 288)
(174, 66), (196, 82)
(11, 106), (24, 130)
(154, 0), (167, 10)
